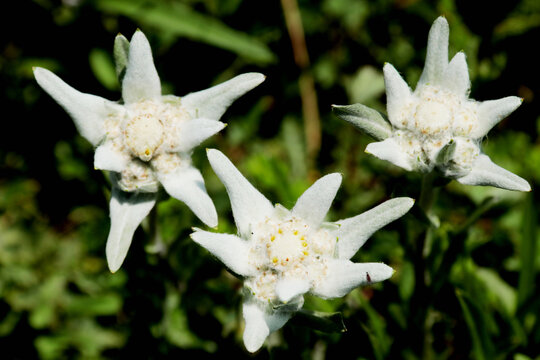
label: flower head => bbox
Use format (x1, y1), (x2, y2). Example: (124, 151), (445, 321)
(34, 31), (265, 272)
(191, 149), (414, 352)
(334, 17), (530, 191)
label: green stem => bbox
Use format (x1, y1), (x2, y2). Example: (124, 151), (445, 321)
(145, 192), (166, 256)
(418, 172), (439, 227)
(411, 172), (439, 359)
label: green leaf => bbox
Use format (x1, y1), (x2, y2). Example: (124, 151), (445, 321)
(97, 0), (276, 65)
(475, 268), (517, 316)
(495, 14), (540, 39)
(161, 288), (217, 352)
(456, 289), (496, 360)
(30, 304), (56, 329)
(89, 48), (118, 91)
(292, 309), (347, 333)
(518, 193), (536, 307)
(351, 290), (391, 360)
(282, 117), (307, 179)
(113, 33), (130, 83)
(64, 294), (122, 316)
(0, 312), (20, 336)
(332, 103), (392, 141)
(435, 139), (456, 164)
(345, 65), (385, 104)
(398, 261), (415, 301)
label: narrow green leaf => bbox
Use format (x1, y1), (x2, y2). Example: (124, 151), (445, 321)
(89, 48), (118, 91)
(495, 14), (540, 39)
(113, 33), (130, 83)
(64, 294), (122, 316)
(456, 289), (495, 360)
(332, 103), (392, 141)
(97, 0), (276, 65)
(293, 309), (346, 333)
(351, 291), (391, 360)
(435, 139), (456, 164)
(475, 268), (517, 316)
(518, 193), (536, 308)
(398, 261), (415, 301)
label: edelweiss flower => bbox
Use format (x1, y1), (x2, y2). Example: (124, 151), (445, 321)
(334, 17), (530, 191)
(191, 149), (414, 352)
(34, 31), (265, 272)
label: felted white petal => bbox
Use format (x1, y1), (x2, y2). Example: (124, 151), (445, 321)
(470, 96), (522, 139)
(418, 16), (450, 87)
(443, 52), (470, 97)
(182, 73), (265, 120)
(190, 229), (255, 276)
(94, 142), (129, 172)
(275, 278), (311, 303)
(365, 138), (414, 171)
(336, 197), (414, 260)
(242, 301), (291, 353)
(383, 63), (412, 126)
(242, 302), (270, 353)
(106, 187), (157, 273)
(457, 154), (531, 191)
(33, 67), (117, 146)
(291, 173), (342, 228)
(173, 118), (226, 153)
(122, 31), (161, 104)
(207, 149), (274, 238)
(157, 165), (217, 227)
(312, 259), (394, 299)
(265, 308), (292, 332)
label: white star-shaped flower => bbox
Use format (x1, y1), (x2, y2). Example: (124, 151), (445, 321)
(335, 17), (530, 192)
(33, 31), (265, 272)
(191, 149), (414, 352)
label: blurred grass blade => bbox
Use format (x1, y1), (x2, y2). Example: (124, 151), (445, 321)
(97, 0), (276, 65)
(495, 14), (540, 39)
(475, 268), (517, 316)
(518, 193), (536, 307)
(351, 291), (391, 360)
(89, 48), (118, 91)
(456, 289), (495, 360)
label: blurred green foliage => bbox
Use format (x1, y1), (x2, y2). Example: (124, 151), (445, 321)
(1, 0), (540, 358)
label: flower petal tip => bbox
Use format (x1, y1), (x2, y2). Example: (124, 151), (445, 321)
(107, 262), (121, 274)
(434, 15), (448, 26)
